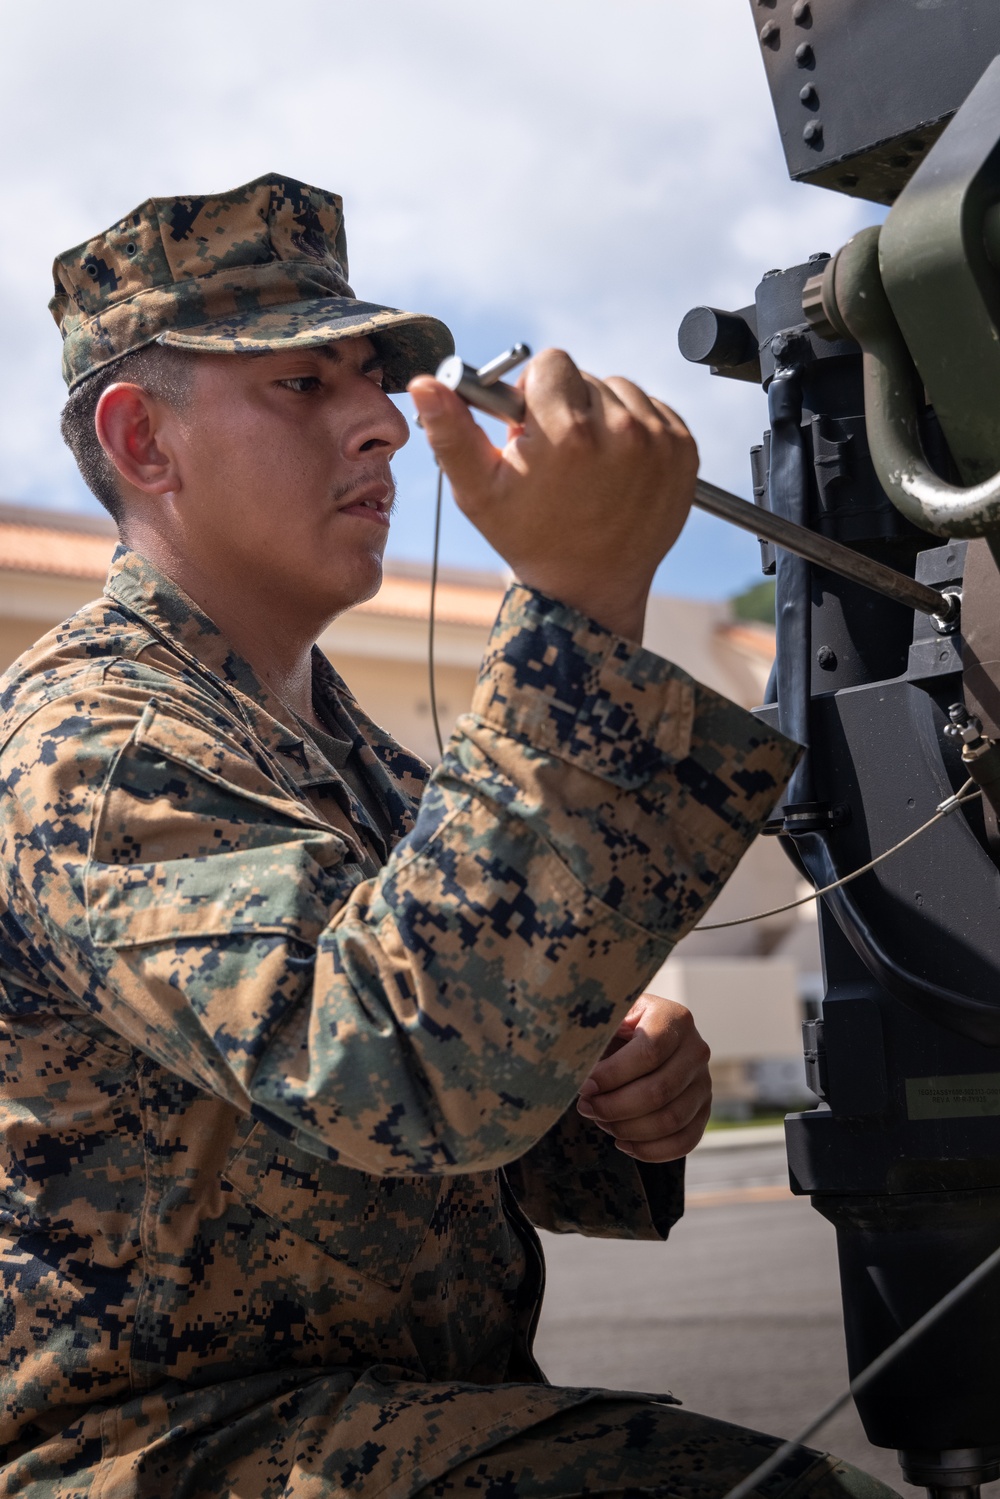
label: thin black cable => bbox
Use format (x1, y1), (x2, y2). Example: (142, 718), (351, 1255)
(723, 1236), (1000, 1499)
(428, 462), (445, 761)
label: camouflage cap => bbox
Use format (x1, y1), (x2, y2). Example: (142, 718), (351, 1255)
(50, 172), (454, 392)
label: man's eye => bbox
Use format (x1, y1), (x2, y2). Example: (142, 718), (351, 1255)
(279, 376), (322, 393)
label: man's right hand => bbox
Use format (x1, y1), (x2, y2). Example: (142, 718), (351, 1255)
(408, 349), (698, 643)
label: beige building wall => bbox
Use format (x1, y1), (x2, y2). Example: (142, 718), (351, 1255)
(331, 653), (477, 768)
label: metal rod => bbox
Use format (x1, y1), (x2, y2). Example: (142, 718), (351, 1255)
(476, 344), (531, 385)
(694, 478), (955, 621)
(723, 1237), (1000, 1499)
(434, 357), (958, 624)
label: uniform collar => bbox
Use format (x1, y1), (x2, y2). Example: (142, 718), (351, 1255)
(103, 545), (425, 849)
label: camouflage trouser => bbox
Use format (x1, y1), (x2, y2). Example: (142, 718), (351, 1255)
(416, 1397), (901, 1499)
(0, 1382), (902, 1498)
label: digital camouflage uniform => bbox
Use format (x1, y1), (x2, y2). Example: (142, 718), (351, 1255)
(0, 176), (899, 1499)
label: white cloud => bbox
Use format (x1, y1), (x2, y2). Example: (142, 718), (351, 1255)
(0, 0), (881, 596)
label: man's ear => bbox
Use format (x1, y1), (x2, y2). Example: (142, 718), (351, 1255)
(95, 383), (180, 496)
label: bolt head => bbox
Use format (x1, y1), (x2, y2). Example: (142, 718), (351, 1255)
(792, 0), (811, 20)
(796, 42), (815, 65)
(803, 121), (824, 145)
(770, 331), (807, 365)
(816, 646), (837, 671)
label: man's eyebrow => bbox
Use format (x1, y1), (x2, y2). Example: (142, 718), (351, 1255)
(315, 344), (385, 374)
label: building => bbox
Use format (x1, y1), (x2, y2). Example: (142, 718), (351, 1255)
(0, 500), (819, 1113)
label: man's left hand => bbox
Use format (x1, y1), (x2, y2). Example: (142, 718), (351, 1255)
(576, 994), (712, 1162)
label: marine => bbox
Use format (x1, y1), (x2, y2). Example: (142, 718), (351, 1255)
(0, 173), (898, 1499)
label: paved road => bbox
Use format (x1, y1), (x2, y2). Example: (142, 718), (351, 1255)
(533, 1136), (997, 1498)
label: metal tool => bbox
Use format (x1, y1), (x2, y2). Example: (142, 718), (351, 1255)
(437, 350), (959, 627)
(695, 478), (959, 627)
(435, 345), (531, 423)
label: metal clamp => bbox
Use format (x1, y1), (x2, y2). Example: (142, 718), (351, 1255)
(801, 57), (1000, 561)
(804, 226), (1000, 548)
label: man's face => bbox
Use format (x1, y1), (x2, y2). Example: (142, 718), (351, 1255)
(167, 335), (410, 623)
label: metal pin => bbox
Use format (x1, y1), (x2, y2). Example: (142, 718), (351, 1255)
(476, 344), (532, 385)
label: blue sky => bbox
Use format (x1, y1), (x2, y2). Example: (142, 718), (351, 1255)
(0, 0), (881, 601)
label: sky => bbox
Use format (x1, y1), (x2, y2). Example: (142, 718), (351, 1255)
(0, 0), (882, 601)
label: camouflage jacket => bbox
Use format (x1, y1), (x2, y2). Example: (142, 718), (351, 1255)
(0, 548), (797, 1496)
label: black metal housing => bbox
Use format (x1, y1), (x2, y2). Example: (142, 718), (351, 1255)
(748, 0), (1000, 203)
(681, 250), (1000, 1471)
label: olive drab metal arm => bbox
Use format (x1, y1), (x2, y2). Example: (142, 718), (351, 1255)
(801, 57), (1000, 566)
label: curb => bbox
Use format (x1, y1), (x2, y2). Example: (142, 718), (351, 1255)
(695, 1123), (787, 1151)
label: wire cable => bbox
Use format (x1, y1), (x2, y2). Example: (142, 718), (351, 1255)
(723, 1235), (1000, 1499)
(428, 462), (445, 761)
(697, 781), (981, 930)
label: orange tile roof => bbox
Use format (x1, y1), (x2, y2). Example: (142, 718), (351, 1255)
(0, 510), (505, 628)
(717, 621), (776, 660)
(353, 575), (504, 628)
(0, 521), (115, 580)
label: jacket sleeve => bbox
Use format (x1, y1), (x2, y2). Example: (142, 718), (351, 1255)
(2, 585), (798, 1178)
(504, 1104), (685, 1240)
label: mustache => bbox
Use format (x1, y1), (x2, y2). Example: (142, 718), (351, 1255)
(331, 470), (397, 514)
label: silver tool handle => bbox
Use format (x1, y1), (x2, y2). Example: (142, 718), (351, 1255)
(435, 355), (527, 424)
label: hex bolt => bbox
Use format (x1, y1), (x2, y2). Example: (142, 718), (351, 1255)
(944, 701), (984, 746)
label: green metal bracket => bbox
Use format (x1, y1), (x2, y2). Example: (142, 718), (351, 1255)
(802, 55), (1000, 561)
(879, 54), (1000, 486)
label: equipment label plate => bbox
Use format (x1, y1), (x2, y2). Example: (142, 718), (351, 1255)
(906, 1072), (1000, 1120)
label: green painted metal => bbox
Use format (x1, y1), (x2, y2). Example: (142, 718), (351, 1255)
(802, 56), (1000, 551)
(878, 56), (1000, 486)
(818, 226), (1000, 553)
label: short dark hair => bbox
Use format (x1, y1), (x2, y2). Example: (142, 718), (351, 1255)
(59, 343), (196, 524)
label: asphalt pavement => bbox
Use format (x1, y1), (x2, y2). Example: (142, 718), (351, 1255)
(533, 1131), (997, 1499)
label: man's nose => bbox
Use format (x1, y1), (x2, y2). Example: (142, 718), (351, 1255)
(341, 381), (411, 460)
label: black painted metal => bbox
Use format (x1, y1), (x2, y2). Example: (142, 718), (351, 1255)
(747, 0), (1000, 203)
(678, 17), (1000, 1474)
(681, 250), (1000, 1472)
(768, 354), (815, 809)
